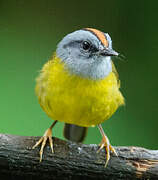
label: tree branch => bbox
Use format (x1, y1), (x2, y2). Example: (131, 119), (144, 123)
(0, 134), (158, 180)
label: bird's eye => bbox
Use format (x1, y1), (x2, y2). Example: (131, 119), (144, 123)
(82, 41), (91, 51)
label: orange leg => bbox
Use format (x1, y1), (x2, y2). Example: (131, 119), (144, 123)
(32, 120), (57, 162)
(97, 124), (117, 167)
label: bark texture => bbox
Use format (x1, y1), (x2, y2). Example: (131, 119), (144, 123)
(0, 134), (158, 180)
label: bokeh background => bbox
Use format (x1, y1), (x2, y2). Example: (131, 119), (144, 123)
(0, 0), (158, 149)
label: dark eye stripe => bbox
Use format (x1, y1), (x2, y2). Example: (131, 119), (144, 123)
(63, 40), (99, 54)
(63, 40), (82, 48)
(90, 45), (98, 53)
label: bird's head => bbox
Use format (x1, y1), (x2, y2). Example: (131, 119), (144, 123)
(56, 28), (119, 80)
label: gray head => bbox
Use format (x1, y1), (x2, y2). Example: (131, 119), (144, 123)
(56, 28), (118, 80)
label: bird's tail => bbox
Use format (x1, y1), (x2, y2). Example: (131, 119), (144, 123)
(63, 123), (88, 143)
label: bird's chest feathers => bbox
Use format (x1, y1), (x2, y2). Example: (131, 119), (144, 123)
(36, 58), (123, 126)
(47, 60), (118, 106)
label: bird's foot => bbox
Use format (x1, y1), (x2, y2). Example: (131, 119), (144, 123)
(32, 127), (54, 162)
(97, 135), (117, 167)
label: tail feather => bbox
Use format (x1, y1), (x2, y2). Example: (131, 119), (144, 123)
(63, 123), (88, 143)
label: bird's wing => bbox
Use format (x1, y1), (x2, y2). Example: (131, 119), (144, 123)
(111, 60), (120, 88)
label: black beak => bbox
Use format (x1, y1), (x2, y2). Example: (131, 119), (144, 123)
(100, 48), (119, 57)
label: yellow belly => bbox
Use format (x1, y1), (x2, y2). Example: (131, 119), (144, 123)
(35, 55), (124, 127)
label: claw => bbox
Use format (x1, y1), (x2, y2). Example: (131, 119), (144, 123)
(32, 137), (44, 150)
(32, 121), (57, 162)
(49, 136), (54, 153)
(97, 124), (117, 167)
(110, 145), (118, 156)
(98, 136), (111, 167)
(32, 127), (54, 162)
(97, 141), (105, 153)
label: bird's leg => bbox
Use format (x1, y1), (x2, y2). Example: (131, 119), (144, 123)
(32, 120), (57, 162)
(97, 124), (117, 167)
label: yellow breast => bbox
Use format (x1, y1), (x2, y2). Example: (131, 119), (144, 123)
(35, 55), (124, 127)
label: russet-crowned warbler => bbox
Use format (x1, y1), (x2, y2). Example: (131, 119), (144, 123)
(33, 28), (124, 167)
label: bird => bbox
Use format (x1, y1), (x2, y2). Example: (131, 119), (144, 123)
(32, 28), (124, 167)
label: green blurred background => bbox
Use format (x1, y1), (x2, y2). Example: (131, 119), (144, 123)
(0, 0), (158, 149)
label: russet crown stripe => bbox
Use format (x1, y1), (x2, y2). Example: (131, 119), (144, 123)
(84, 28), (109, 47)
